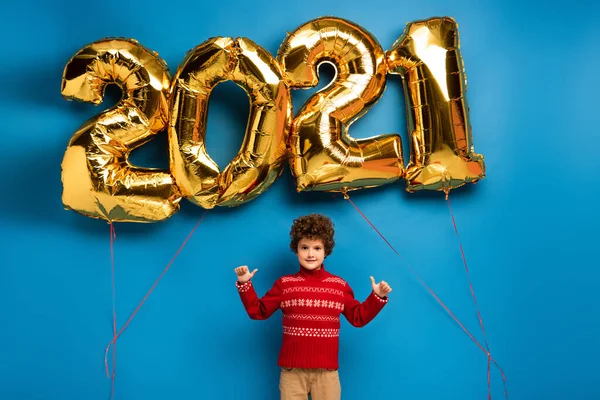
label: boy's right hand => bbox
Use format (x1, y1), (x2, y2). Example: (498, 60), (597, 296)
(235, 265), (258, 283)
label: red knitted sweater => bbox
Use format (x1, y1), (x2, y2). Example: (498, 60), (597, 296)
(236, 264), (388, 369)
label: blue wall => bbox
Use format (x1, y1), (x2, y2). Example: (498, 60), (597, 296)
(1, 0), (599, 399)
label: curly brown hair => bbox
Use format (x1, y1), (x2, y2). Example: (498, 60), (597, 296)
(289, 214), (335, 256)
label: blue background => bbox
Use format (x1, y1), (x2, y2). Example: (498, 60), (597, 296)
(1, 0), (599, 399)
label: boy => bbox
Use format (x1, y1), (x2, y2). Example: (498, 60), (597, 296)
(234, 214), (392, 400)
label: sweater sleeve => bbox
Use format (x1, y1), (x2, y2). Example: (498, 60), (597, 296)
(342, 283), (388, 327)
(236, 279), (282, 320)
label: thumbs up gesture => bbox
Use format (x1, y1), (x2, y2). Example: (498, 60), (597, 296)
(235, 265), (258, 283)
(370, 276), (392, 298)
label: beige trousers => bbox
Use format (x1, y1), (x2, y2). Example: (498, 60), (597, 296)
(279, 368), (341, 400)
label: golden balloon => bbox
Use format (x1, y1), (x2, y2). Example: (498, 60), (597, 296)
(60, 38), (182, 223)
(278, 17), (404, 193)
(386, 17), (485, 194)
(168, 37), (292, 209)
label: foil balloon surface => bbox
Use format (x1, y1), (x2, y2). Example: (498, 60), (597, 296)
(386, 17), (485, 194)
(61, 38), (182, 223)
(169, 37), (292, 209)
(278, 17), (404, 193)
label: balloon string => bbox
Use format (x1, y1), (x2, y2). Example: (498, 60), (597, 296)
(104, 212), (208, 392)
(446, 197), (508, 399)
(447, 197), (491, 351)
(109, 223), (117, 399)
(344, 195), (507, 399)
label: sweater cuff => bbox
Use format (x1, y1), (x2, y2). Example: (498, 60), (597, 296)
(236, 280), (252, 293)
(371, 291), (389, 304)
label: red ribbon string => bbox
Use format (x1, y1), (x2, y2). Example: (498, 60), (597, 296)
(109, 223), (117, 399)
(446, 197), (508, 399)
(104, 212), (207, 398)
(345, 196), (507, 399)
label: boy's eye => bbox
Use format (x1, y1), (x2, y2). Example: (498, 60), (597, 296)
(315, 247), (322, 251)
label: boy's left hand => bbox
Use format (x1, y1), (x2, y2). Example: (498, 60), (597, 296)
(370, 276), (392, 298)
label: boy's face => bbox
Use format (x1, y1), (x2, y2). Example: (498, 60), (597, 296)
(297, 238), (325, 270)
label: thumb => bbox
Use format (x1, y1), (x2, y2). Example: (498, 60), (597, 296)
(250, 269), (258, 277)
(370, 276), (376, 286)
